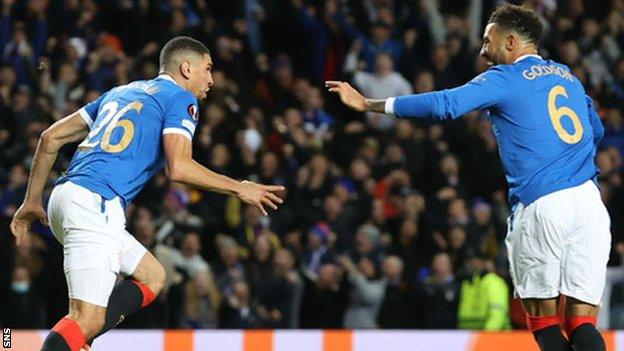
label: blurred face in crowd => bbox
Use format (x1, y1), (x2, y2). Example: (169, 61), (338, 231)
(211, 143), (231, 169)
(0, 66), (16, 87)
(382, 256), (403, 280)
(233, 281), (250, 304)
(371, 24), (390, 44)
(375, 53), (394, 76)
(305, 87), (324, 110)
(219, 243), (239, 267)
(448, 226), (467, 250)
(432, 253), (453, 279)
(473, 203), (492, 226)
(11, 266), (31, 293)
(182, 232), (201, 257)
(324, 195), (343, 221)
(308, 231), (324, 250)
(261, 152), (280, 179)
(317, 264), (339, 289)
(274, 249), (295, 273)
(9, 164), (27, 189)
(135, 221), (156, 247)
(350, 158), (371, 181)
(399, 219), (418, 244)
(252, 236), (271, 263)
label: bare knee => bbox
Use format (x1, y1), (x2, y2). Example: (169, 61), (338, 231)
(133, 253), (166, 296)
(147, 261), (166, 295)
(565, 296), (599, 318)
(68, 300), (106, 339)
(522, 297), (560, 316)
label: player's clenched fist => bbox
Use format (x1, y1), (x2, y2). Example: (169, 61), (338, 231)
(10, 201), (48, 247)
(237, 180), (285, 216)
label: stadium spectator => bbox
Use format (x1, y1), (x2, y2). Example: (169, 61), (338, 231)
(339, 255), (385, 329)
(458, 255), (511, 331)
(417, 252), (460, 329)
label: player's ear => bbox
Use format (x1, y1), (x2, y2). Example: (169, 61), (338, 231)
(505, 34), (515, 51)
(180, 60), (192, 79)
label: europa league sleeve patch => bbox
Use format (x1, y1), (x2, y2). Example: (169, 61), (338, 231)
(187, 104), (199, 121)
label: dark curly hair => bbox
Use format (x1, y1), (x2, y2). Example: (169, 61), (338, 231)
(488, 4), (543, 45)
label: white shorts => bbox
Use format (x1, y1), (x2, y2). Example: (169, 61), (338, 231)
(505, 180), (611, 305)
(47, 181), (147, 307)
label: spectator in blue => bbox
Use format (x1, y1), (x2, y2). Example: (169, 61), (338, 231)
(334, 8), (402, 72)
(303, 222), (336, 276)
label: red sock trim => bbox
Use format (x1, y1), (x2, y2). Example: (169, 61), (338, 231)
(132, 279), (156, 308)
(565, 316), (597, 337)
(528, 315), (561, 333)
(51, 317), (86, 351)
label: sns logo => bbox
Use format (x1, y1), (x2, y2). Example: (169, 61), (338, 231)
(187, 104), (199, 122)
(3, 327), (10, 348)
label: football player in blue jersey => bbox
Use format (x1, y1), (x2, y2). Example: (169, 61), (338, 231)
(10, 36), (285, 351)
(327, 4), (608, 351)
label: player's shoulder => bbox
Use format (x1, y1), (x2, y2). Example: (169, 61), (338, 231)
(470, 64), (511, 84)
(151, 76), (197, 104)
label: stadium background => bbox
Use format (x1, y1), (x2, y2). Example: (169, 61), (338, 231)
(1, 0), (624, 349)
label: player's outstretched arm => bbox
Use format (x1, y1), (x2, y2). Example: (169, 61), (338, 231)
(324, 81), (387, 113)
(10, 112), (90, 245)
(326, 67), (509, 121)
(163, 133), (284, 216)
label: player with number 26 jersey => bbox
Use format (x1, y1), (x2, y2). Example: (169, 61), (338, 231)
(58, 74), (198, 207)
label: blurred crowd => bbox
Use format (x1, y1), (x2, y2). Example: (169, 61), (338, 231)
(1, 0), (624, 331)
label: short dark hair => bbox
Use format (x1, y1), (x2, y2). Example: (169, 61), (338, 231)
(488, 4), (543, 45)
(159, 36), (210, 72)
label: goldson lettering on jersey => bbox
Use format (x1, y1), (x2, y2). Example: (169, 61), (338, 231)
(522, 65), (574, 82)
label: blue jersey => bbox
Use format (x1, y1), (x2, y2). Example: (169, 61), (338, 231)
(58, 75), (199, 207)
(387, 55), (604, 209)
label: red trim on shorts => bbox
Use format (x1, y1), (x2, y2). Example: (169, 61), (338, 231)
(528, 315), (561, 333)
(132, 279), (156, 308)
(51, 317), (86, 351)
(565, 316), (597, 337)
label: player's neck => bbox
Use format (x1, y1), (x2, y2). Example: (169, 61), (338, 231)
(160, 71), (191, 90)
(509, 48), (539, 64)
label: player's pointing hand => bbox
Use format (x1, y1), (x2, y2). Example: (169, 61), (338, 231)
(325, 81), (367, 112)
(237, 180), (285, 216)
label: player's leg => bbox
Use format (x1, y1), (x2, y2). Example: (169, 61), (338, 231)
(505, 199), (569, 351)
(89, 231), (165, 342)
(41, 299), (106, 351)
(42, 183), (119, 350)
(563, 297), (604, 351)
(560, 180), (611, 351)
(522, 298), (570, 351)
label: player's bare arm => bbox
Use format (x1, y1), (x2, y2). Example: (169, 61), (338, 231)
(325, 81), (386, 113)
(10, 112), (90, 245)
(163, 133), (284, 216)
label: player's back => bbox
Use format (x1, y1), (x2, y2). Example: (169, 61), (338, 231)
(59, 75), (199, 206)
(489, 55), (600, 208)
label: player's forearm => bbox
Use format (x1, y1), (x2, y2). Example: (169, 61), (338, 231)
(170, 158), (244, 196)
(23, 134), (60, 203)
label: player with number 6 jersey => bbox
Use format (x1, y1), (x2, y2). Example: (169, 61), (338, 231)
(327, 4), (609, 351)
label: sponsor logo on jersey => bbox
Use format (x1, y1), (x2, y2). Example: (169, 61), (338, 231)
(188, 104), (198, 121)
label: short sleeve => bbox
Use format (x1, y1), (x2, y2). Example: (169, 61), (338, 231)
(78, 92), (107, 128)
(162, 90), (199, 141)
